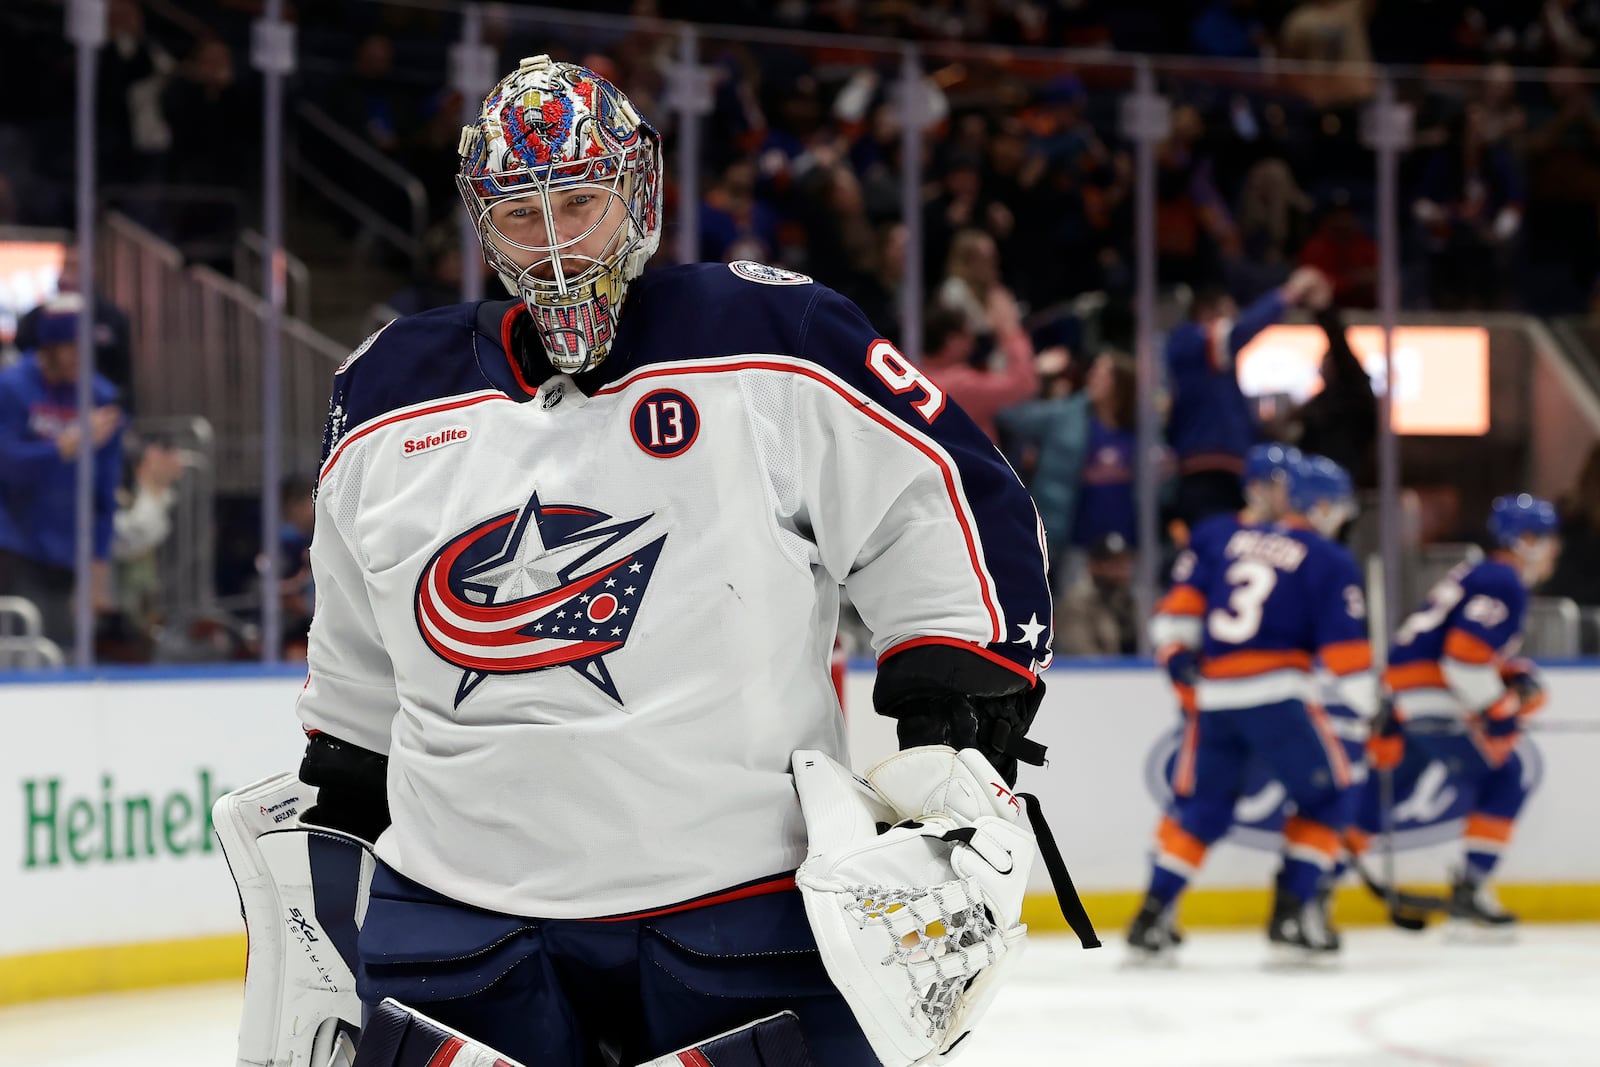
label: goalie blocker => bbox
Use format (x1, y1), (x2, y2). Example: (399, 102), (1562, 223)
(212, 773), (373, 1067)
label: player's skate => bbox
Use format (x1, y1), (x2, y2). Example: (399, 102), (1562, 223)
(1267, 884), (1340, 964)
(1446, 869), (1518, 942)
(1125, 894), (1182, 965)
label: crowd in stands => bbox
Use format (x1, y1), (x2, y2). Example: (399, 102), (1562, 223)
(5, 0), (1600, 662)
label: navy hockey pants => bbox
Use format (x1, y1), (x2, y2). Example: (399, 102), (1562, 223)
(1173, 699), (1351, 856)
(355, 861), (877, 1067)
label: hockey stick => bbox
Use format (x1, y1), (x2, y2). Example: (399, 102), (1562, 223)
(1364, 553), (1414, 931)
(1344, 839), (1446, 931)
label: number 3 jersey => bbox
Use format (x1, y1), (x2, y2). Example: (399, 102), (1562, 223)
(1386, 555), (1527, 723)
(296, 262), (1053, 920)
(1152, 515), (1376, 716)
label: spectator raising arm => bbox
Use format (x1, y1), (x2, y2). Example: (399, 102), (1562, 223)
(919, 286), (1043, 445)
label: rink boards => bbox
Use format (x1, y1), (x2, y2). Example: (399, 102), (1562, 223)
(2, 661), (1597, 1003)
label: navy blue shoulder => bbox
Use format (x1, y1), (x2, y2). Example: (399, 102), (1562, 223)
(1465, 557), (1524, 599)
(1307, 534), (1361, 578)
(318, 302), (501, 469)
(1188, 513), (1240, 552)
(612, 262), (876, 378)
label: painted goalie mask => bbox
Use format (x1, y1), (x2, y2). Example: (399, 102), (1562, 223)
(458, 55), (663, 373)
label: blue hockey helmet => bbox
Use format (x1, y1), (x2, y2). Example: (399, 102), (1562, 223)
(1286, 454), (1354, 518)
(1488, 494), (1558, 547)
(1244, 443), (1302, 486)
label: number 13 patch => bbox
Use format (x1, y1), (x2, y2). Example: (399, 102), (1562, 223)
(630, 388), (700, 458)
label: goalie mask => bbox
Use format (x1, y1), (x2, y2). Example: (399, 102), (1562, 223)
(458, 55), (663, 373)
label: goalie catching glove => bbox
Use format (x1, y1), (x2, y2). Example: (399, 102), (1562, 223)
(793, 745), (1096, 1067)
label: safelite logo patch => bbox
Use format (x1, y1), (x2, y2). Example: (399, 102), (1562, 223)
(403, 426), (471, 457)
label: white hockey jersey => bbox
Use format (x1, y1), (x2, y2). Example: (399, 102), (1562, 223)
(298, 261), (1053, 920)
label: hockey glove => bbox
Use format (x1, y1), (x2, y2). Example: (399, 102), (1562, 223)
(1157, 644), (1200, 718)
(1366, 697), (1404, 772)
(793, 746), (1035, 1067)
(1474, 695), (1523, 768)
(1500, 657), (1547, 716)
(1482, 713), (1521, 741)
(875, 645), (1045, 787)
(299, 730), (392, 842)
(1482, 695), (1524, 739)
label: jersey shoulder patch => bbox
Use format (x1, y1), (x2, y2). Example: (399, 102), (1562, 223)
(321, 302), (493, 466)
(337, 319), (395, 375)
(728, 260), (813, 286)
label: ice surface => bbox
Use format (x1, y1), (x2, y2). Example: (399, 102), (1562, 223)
(5, 925), (1597, 1067)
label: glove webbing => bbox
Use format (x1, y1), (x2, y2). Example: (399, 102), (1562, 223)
(1018, 792), (1101, 949)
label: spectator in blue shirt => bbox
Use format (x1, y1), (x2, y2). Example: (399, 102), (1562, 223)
(1164, 266), (1330, 529)
(277, 474), (316, 659)
(1071, 351), (1140, 553)
(0, 296), (124, 649)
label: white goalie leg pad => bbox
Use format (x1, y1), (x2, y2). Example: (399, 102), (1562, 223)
(214, 772), (375, 1067)
(792, 747), (1036, 1067)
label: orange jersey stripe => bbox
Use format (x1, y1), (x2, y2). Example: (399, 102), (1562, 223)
(1469, 723), (1518, 768)
(1157, 815), (1208, 867)
(1284, 816), (1342, 860)
(1157, 584), (1206, 618)
(1443, 628), (1498, 665)
(1202, 648), (1314, 679)
(1173, 718), (1199, 795)
(1343, 827), (1372, 856)
(1320, 638), (1373, 676)
(1464, 813), (1515, 843)
(1486, 692), (1521, 721)
(1385, 661), (1448, 691)
(1308, 704), (1353, 788)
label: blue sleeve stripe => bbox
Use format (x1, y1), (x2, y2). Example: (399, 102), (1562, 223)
(594, 354), (1011, 644)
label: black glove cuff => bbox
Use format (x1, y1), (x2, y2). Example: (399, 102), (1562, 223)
(299, 731), (391, 843)
(875, 645), (1046, 786)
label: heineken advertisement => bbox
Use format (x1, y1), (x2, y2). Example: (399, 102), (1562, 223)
(4, 667), (1599, 968)
(22, 769), (228, 868)
(1, 674), (306, 958)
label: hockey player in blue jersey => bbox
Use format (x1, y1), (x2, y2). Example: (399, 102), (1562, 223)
(1158, 442), (1301, 714)
(210, 55), (1091, 1067)
(1136, 443), (1300, 954)
(1352, 494), (1561, 927)
(1132, 454), (1376, 959)
(1266, 458), (1372, 937)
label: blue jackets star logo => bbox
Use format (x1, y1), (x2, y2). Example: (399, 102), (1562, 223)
(413, 490), (665, 705)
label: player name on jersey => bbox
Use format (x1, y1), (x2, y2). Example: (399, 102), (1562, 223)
(1223, 528), (1309, 571)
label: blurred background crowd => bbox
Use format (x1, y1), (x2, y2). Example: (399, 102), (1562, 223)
(3, 0), (1600, 666)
